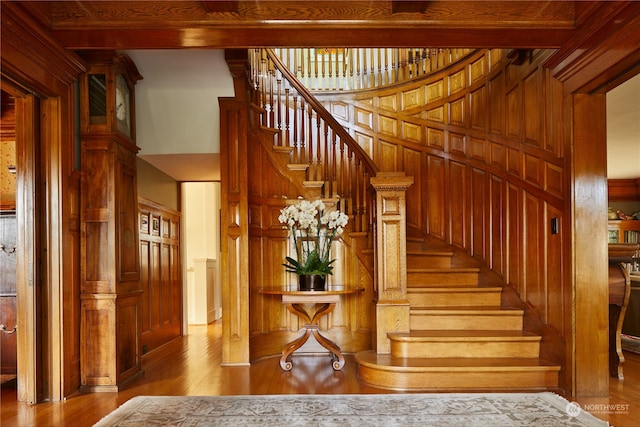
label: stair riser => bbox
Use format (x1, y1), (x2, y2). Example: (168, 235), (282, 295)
(407, 292), (501, 307)
(357, 366), (559, 391)
(390, 341), (540, 359)
(408, 272), (479, 286)
(410, 315), (523, 330)
(406, 255), (452, 269)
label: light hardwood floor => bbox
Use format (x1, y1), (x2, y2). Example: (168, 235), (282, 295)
(2, 322), (639, 426)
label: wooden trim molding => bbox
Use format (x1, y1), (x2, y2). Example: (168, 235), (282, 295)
(608, 179), (640, 202)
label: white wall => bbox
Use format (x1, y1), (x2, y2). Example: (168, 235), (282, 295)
(607, 75), (640, 179)
(182, 182), (221, 324)
(124, 49), (234, 156)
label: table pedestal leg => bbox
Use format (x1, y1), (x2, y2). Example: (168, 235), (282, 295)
(280, 328), (313, 371)
(280, 301), (346, 370)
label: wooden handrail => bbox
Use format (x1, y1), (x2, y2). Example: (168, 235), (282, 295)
(250, 48), (379, 233)
(265, 49), (378, 177)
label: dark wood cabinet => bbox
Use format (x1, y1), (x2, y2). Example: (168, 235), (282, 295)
(608, 220), (640, 244)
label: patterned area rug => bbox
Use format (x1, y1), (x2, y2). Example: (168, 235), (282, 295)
(93, 392), (608, 426)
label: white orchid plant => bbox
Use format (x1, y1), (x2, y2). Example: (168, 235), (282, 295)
(278, 199), (349, 276)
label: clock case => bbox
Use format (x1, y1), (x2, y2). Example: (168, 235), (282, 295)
(77, 51), (145, 391)
(79, 51), (142, 143)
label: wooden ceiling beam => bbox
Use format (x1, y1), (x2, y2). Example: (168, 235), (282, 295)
(51, 27), (574, 50)
(46, 1), (575, 29)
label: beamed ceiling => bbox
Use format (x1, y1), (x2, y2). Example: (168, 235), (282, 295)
(19, 0), (638, 56)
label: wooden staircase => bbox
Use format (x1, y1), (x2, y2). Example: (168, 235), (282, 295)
(355, 237), (561, 391)
(245, 49), (561, 392)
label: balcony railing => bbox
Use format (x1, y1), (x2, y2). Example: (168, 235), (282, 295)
(272, 48), (473, 91)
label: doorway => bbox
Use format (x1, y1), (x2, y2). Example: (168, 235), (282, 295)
(0, 91), (18, 388)
(0, 83), (45, 403)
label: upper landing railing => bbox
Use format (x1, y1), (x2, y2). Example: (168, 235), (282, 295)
(272, 48), (473, 92)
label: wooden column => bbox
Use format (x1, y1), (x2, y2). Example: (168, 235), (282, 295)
(571, 93), (609, 396)
(371, 172), (413, 353)
(80, 137), (143, 391)
(220, 50), (252, 365)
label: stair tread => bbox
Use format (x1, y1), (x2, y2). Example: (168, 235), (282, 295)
(406, 250), (453, 256)
(390, 330), (541, 340)
(356, 351), (560, 371)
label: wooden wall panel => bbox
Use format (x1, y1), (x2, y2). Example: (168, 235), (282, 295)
(138, 198), (181, 356)
(139, 240), (150, 333)
(489, 73), (505, 134)
(507, 183), (522, 293)
(524, 71), (541, 145)
(506, 85), (521, 139)
(524, 192), (543, 314)
(449, 161), (466, 247)
(489, 175), (505, 274)
(450, 97), (465, 127)
(378, 140), (398, 172)
(546, 203), (564, 334)
(470, 86), (486, 130)
(470, 167), (486, 258)
(427, 155), (446, 239)
(403, 147), (423, 232)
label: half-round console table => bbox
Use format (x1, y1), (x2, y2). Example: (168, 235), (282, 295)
(258, 286), (363, 371)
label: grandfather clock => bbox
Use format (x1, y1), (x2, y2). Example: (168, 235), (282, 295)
(78, 51), (143, 391)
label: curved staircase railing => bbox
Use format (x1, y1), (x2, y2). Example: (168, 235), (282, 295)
(250, 48), (379, 232)
(272, 48), (473, 92)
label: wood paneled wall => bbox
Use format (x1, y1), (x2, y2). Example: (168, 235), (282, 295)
(221, 54), (374, 363)
(221, 51), (379, 363)
(1, 2), (85, 401)
(318, 49), (571, 385)
(245, 135), (374, 360)
(138, 198), (182, 355)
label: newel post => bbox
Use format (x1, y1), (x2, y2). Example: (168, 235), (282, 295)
(370, 172), (413, 354)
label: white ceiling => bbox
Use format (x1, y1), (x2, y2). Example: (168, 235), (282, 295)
(126, 50), (639, 182)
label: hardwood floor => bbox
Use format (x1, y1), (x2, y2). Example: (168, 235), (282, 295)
(1, 321), (640, 426)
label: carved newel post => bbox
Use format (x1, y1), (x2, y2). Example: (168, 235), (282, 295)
(370, 172), (413, 353)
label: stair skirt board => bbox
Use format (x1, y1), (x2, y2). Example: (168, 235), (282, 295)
(355, 352), (560, 391)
